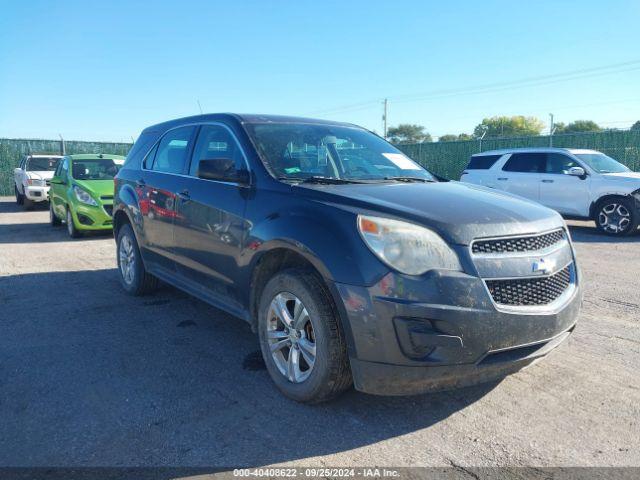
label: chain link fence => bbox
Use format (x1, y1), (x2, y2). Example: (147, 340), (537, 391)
(0, 138), (133, 195)
(397, 129), (640, 180)
(1, 130), (639, 195)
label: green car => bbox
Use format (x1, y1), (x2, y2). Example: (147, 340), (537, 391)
(49, 154), (125, 238)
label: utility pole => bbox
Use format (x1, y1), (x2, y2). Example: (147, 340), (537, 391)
(58, 134), (65, 155)
(549, 113), (555, 147)
(197, 100), (203, 114)
(382, 98), (388, 139)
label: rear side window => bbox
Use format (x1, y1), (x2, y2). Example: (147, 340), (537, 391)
(151, 126), (196, 174)
(503, 153), (546, 173)
(466, 154), (502, 169)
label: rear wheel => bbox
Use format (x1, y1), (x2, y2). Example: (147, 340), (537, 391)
(50, 202), (61, 226)
(258, 269), (352, 403)
(66, 208), (81, 238)
(116, 223), (158, 295)
(594, 197), (638, 236)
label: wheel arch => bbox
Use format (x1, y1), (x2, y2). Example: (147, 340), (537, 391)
(589, 193), (633, 219)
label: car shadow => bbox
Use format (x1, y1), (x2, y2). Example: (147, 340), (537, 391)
(0, 268), (499, 467)
(567, 222), (640, 243)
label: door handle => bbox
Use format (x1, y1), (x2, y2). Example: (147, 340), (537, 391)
(135, 179), (146, 187)
(177, 190), (191, 202)
(541, 179), (554, 183)
(497, 177), (508, 181)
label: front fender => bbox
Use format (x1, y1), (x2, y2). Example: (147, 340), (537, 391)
(243, 204), (388, 287)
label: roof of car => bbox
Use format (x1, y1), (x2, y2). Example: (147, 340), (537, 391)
(473, 147), (601, 156)
(66, 154), (125, 160)
(28, 154), (62, 158)
(142, 113), (359, 133)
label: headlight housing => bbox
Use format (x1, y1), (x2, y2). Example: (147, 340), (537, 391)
(357, 215), (461, 275)
(73, 185), (98, 206)
(27, 178), (44, 186)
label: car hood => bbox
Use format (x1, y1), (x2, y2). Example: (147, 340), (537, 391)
(601, 171), (640, 182)
(298, 181), (564, 245)
(28, 171), (55, 180)
(73, 179), (115, 198)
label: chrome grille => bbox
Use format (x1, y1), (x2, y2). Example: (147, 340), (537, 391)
(472, 229), (565, 254)
(486, 265), (572, 306)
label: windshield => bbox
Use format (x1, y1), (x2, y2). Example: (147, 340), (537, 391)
(26, 157), (60, 171)
(71, 159), (123, 180)
(245, 123), (434, 182)
(575, 153), (630, 174)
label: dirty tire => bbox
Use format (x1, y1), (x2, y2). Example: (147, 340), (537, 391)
(258, 269), (352, 403)
(594, 196), (639, 236)
(50, 202), (61, 226)
(15, 185), (24, 205)
(116, 223), (158, 295)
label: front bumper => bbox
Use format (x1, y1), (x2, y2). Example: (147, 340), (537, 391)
(24, 185), (50, 201)
(70, 202), (114, 231)
(334, 266), (582, 396)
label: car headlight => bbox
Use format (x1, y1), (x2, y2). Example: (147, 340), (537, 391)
(357, 215), (461, 275)
(27, 178), (44, 186)
(73, 185), (98, 206)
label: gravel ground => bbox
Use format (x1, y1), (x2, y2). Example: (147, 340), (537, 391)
(0, 197), (638, 469)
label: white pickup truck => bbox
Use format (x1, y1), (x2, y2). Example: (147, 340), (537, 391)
(460, 148), (640, 236)
(14, 154), (63, 209)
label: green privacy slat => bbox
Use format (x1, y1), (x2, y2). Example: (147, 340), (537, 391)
(395, 130), (640, 180)
(1, 131), (639, 195)
(0, 138), (133, 195)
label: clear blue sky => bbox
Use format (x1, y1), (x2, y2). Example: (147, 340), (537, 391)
(1, 0), (639, 142)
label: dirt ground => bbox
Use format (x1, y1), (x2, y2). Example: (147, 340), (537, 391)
(0, 197), (638, 470)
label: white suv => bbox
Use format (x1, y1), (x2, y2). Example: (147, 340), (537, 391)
(14, 154), (63, 209)
(460, 148), (640, 236)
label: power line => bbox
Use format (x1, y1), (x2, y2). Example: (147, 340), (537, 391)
(308, 59), (640, 117)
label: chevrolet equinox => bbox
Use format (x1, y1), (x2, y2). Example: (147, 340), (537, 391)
(113, 114), (582, 403)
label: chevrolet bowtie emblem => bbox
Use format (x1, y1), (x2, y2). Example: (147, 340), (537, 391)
(532, 258), (555, 275)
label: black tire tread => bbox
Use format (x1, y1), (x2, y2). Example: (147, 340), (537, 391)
(594, 196), (639, 236)
(259, 268), (352, 403)
(117, 224), (158, 296)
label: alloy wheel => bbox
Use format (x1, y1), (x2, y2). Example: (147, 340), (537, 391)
(266, 292), (317, 383)
(598, 203), (630, 234)
(119, 235), (136, 285)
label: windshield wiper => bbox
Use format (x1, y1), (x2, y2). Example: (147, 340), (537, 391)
(384, 176), (435, 183)
(280, 176), (365, 185)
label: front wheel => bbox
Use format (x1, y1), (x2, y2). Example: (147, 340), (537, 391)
(50, 202), (61, 226)
(258, 269), (352, 403)
(15, 185), (24, 205)
(116, 224), (158, 295)
(66, 208), (81, 238)
(595, 197), (639, 236)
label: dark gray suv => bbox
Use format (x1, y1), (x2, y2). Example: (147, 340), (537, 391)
(113, 114), (582, 403)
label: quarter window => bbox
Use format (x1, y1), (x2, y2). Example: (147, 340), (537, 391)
(151, 126), (196, 174)
(503, 153), (546, 173)
(189, 125), (245, 177)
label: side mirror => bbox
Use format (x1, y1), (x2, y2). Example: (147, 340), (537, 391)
(50, 176), (63, 185)
(567, 166), (586, 178)
(197, 159), (249, 185)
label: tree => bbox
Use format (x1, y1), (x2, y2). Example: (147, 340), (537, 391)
(387, 124), (432, 144)
(630, 121), (640, 131)
(558, 120), (601, 134)
(438, 134), (459, 142)
(473, 116), (545, 138)
(438, 133), (474, 142)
